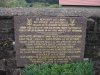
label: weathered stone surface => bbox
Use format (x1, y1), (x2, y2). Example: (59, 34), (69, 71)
(0, 7), (100, 17)
(0, 59), (6, 71)
(14, 16), (87, 67)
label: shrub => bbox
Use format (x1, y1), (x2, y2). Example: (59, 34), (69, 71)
(0, 0), (28, 7)
(30, 2), (60, 8)
(0, 0), (59, 8)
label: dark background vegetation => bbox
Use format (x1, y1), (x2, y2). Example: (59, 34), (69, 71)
(25, 0), (58, 4)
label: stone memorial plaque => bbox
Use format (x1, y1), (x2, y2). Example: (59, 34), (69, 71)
(14, 16), (86, 67)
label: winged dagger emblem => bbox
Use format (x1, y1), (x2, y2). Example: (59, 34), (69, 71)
(27, 18), (32, 25)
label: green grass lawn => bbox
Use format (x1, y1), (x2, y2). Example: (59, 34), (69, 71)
(22, 61), (95, 75)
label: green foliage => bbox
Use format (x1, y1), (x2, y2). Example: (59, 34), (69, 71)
(31, 2), (49, 8)
(0, 2), (5, 7)
(48, 4), (60, 8)
(26, 0), (58, 4)
(31, 2), (59, 8)
(0, 0), (59, 8)
(22, 61), (95, 75)
(4, 0), (28, 7)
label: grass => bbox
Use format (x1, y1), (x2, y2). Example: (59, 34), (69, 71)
(22, 61), (95, 75)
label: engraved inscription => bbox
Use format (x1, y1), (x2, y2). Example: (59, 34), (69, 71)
(14, 16), (86, 67)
